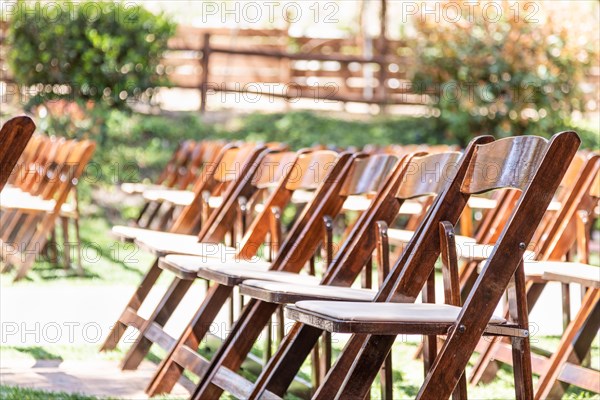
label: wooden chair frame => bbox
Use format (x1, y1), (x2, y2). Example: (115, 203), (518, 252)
(282, 132), (580, 400)
(1, 138), (96, 281)
(100, 143), (271, 355)
(143, 151), (390, 396)
(180, 151), (466, 400)
(468, 153), (600, 395)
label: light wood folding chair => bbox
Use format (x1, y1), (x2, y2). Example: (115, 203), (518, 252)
(120, 140), (224, 227)
(0, 116), (36, 192)
(142, 150), (364, 396)
(114, 149), (304, 370)
(284, 132), (580, 400)
(1, 139), (96, 281)
(468, 152), (600, 391)
(115, 149), (344, 376)
(100, 143), (270, 354)
(181, 151), (466, 400)
(534, 262), (599, 398)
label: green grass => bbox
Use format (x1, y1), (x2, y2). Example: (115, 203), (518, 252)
(0, 386), (103, 400)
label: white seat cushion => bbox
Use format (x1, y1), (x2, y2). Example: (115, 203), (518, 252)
(136, 234), (238, 259)
(163, 254), (271, 274)
(294, 301), (506, 324)
(203, 264), (321, 285)
(534, 261), (600, 288)
(388, 229), (473, 246)
(112, 226), (197, 242)
(121, 182), (162, 195)
(241, 280), (376, 301)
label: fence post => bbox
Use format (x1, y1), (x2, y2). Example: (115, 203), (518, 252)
(200, 33), (211, 113)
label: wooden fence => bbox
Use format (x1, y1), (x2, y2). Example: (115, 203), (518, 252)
(2, 22), (598, 113)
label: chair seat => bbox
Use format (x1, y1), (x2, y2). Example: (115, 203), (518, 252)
(0, 189), (56, 212)
(121, 182), (163, 195)
(135, 234), (236, 258)
(387, 228), (473, 246)
(197, 262), (321, 287)
(293, 301), (506, 324)
(142, 189), (222, 208)
(342, 195), (373, 212)
(239, 280), (376, 304)
(160, 254), (270, 280)
(111, 226), (196, 242)
(538, 262), (600, 288)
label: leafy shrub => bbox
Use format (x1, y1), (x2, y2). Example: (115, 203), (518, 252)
(8, 0), (175, 108)
(407, 2), (598, 144)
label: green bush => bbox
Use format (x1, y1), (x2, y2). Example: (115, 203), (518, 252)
(408, 2), (598, 144)
(8, 0), (175, 108)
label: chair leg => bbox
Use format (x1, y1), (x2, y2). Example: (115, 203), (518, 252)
(73, 215), (83, 275)
(380, 352), (393, 400)
(145, 283), (233, 396)
(100, 260), (162, 351)
(61, 216), (71, 270)
(121, 277), (194, 370)
(534, 289), (599, 400)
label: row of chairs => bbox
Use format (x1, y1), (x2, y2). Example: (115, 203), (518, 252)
(104, 134), (598, 399)
(0, 118), (96, 281)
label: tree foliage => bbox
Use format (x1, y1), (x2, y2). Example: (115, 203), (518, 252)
(407, 1), (597, 144)
(8, 0), (175, 108)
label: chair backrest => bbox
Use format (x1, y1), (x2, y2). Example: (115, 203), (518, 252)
(197, 150), (297, 243)
(284, 150), (338, 191)
(0, 116), (35, 191)
(322, 151), (462, 285)
(339, 154), (399, 196)
(252, 151), (298, 189)
(171, 143), (267, 234)
(236, 150), (346, 262)
(397, 152), (462, 200)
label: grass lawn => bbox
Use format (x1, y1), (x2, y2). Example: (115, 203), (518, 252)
(0, 170), (598, 399)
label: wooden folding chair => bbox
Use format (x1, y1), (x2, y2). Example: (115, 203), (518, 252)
(142, 150), (369, 395)
(284, 132), (580, 399)
(1, 139), (96, 281)
(468, 152), (600, 391)
(1, 116), (36, 191)
(111, 149), (344, 375)
(100, 143), (270, 354)
(180, 151), (468, 400)
(534, 262), (599, 398)
(111, 142), (260, 243)
(131, 140), (226, 230)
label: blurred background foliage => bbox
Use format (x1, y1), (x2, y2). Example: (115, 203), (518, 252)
(8, 0), (175, 109)
(408, 1), (598, 143)
(5, 0), (598, 186)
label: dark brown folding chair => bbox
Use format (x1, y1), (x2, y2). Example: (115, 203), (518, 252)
(468, 152), (599, 392)
(143, 150), (369, 396)
(179, 151), (468, 400)
(284, 132), (580, 399)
